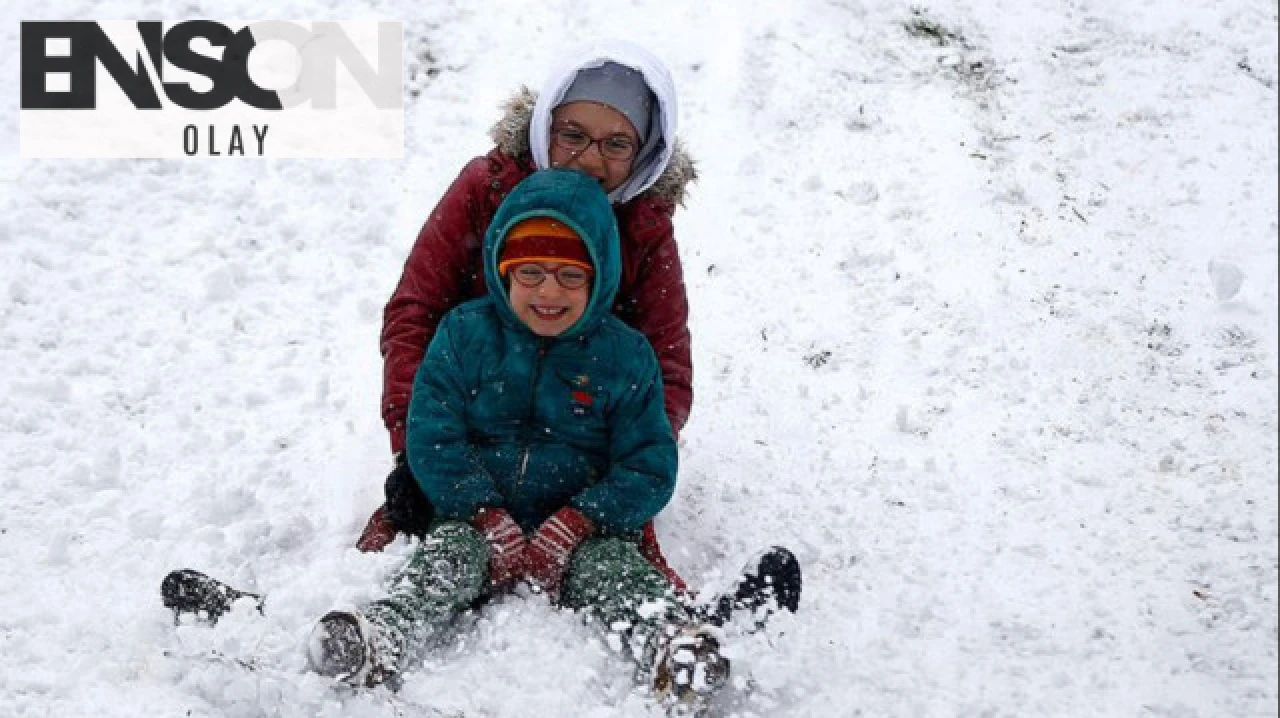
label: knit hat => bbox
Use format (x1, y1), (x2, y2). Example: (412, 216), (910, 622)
(558, 61), (656, 143)
(498, 217), (593, 277)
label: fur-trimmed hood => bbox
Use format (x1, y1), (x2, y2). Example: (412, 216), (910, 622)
(489, 87), (698, 208)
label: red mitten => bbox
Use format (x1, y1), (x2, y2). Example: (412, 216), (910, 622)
(472, 508), (526, 589)
(355, 505), (397, 553)
(526, 507), (596, 595)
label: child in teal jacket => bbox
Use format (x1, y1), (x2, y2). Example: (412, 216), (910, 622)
(406, 167), (678, 544)
(308, 169), (728, 711)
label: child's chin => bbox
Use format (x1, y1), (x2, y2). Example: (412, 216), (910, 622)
(524, 311), (581, 336)
(526, 319), (569, 337)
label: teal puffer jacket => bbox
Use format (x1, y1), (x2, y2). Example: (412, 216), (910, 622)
(405, 169), (678, 535)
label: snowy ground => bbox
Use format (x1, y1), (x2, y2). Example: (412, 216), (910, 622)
(2, 0), (1277, 716)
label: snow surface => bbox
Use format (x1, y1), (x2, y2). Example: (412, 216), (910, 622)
(2, 1), (1277, 716)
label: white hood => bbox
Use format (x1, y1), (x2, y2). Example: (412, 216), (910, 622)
(530, 41), (679, 205)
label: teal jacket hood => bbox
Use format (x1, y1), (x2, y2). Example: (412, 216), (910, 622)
(482, 169), (621, 340)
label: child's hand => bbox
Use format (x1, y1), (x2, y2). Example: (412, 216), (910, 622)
(525, 507), (596, 595)
(473, 508), (527, 589)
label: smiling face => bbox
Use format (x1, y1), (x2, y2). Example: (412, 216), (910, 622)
(548, 101), (639, 193)
(507, 262), (591, 337)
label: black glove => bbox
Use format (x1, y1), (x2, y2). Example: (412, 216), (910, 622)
(384, 452), (435, 538)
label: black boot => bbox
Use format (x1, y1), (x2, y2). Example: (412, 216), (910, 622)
(160, 569), (263, 624)
(705, 546), (801, 628)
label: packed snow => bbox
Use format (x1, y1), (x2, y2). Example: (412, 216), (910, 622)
(2, 0), (1276, 716)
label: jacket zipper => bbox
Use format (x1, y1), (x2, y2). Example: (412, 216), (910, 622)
(513, 339), (549, 501)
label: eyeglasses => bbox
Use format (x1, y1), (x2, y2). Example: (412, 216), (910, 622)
(508, 263), (593, 290)
(551, 126), (638, 161)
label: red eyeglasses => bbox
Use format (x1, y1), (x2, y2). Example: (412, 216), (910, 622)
(508, 263), (593, 290)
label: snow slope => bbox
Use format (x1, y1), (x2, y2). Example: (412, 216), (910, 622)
(1, 0), (1276, 716)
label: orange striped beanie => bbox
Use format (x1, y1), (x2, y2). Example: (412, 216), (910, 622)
(498, 217), (593, 277)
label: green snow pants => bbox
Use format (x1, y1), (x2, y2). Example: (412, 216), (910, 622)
(362, 520), (688, 674)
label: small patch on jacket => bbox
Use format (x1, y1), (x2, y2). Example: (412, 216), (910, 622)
(570, 389), (594, 414)
(569, 374), (594, 416)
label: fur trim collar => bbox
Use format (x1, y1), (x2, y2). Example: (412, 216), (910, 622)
(489, 87), (697, 207)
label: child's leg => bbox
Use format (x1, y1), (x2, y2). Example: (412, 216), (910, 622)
(560, 538), (731, 707)
(314, 520), (488, 684)
(365, 521), (489, 662)
(559, 538), (685, 660)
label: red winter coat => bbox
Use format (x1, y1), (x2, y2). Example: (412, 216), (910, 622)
(381, 92), (697, 456)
